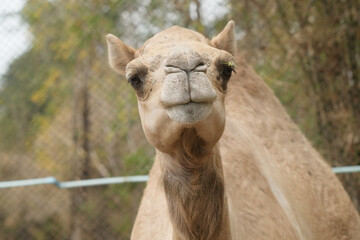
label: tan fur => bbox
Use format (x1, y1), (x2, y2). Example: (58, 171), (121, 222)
(107, 21), (360, 240)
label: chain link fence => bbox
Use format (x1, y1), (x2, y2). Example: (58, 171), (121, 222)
(0, 0), (359, 239)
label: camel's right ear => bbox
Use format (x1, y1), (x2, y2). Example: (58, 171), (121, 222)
(106, 34), (136, 75)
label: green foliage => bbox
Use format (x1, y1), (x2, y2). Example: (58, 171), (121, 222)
(124, 148), (154, 175)
(103, 183), (146, 238)
(0, 211), (65, 240)
(0, 49), (67, 151)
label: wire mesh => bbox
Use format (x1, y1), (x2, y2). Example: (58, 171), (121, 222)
(0, 0), (359, 239)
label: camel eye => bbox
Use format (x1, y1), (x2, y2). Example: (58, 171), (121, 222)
(221, 66), (234, 80)
(128, 75), (143, 90)
(217, 62), (236, 91)
(126, 63), (148, 91)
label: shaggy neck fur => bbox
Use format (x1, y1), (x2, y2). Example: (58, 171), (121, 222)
(159, 129), (231, 240)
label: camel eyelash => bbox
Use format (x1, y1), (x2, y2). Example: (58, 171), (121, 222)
(126, 60), (148, 80)
(221, 61), (236, 73)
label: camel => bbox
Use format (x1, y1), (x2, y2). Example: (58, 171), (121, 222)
(106, 21), (360, 240)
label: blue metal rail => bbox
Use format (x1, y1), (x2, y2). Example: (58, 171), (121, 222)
(0, 166), (359, 189)
(0, 175), (149, 189)
(332, 165), (360, 174)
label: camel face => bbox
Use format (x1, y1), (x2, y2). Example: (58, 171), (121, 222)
(161, 45), (217, 125)
(107, 23), (236, 152)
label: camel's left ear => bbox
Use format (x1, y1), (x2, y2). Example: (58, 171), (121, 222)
(211, 20), (236, 55)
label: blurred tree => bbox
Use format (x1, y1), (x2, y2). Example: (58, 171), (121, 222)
(0, 49), (58, 152)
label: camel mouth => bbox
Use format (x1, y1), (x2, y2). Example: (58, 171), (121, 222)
(166, 102), (212, 125)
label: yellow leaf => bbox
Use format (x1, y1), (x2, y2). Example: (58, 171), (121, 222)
(30, 90), (46, 105)
(79, 49), (88, 60)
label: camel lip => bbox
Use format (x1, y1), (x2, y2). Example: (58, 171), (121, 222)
(165, 102), (212, 125)
(177, 101), (203, 106)
(165, 100), (212, 109)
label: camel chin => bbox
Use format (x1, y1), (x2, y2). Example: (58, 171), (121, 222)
(166, 102), (212, 125)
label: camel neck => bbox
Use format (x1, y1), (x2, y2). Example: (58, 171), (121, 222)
(158, 131), (231, 240)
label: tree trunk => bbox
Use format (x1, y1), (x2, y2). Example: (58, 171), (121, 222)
(70, 59), (92, 240)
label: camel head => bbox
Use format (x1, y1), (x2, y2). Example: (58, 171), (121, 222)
(107, 21), (236, 153)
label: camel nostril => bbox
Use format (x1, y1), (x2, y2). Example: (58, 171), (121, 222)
(165, 65), (183, 74)
(193, 62), (207, 72)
